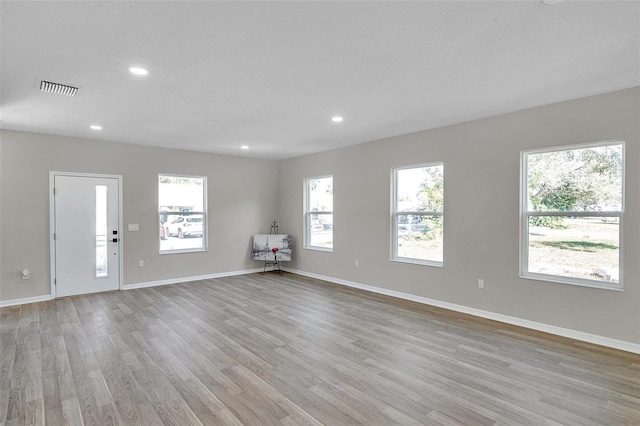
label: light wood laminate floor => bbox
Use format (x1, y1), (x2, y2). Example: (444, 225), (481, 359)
(1, 273), (639, 425)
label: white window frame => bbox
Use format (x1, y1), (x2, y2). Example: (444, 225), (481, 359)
(159, 173), (208, 254)
(520, 140), (625, 290)
(391, 162), (444, 267)
(304, 175), (333, 252)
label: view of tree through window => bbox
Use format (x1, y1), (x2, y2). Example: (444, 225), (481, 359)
(159, 175), (207, 253)
(523, 142), (623, 286)
(393, 164), (444, 265)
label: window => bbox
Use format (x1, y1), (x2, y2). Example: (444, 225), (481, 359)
(305, 176), (333, 250)
(159, 174), (207, 253)
(392, 163), (444, 266)
(95, 185), (108, 277)
(521, 141), (624, 289)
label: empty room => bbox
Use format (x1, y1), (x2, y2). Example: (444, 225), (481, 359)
(1, 1), (639, 425)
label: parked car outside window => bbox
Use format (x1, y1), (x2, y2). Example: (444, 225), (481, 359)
(165, 215), (203, 238)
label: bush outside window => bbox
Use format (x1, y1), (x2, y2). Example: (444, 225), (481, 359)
(392, 163), (444, 266)
(521, 141), (624, 289)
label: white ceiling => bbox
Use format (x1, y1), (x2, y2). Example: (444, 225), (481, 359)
(1, 1), (639, 160)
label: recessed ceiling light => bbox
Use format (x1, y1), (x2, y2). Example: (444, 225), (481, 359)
(241, 145), (249, 150)
(208, 120), (217, 125)
(331, 116), (344, 123)
(90, 125), (102, 130)
(542, 0), (562, 4)
(129, 67), (148, 76)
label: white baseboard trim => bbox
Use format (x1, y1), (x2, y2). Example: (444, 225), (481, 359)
(123, 268), (263, 290)
(1, 269), (263, 307)
(0, 294), (53, 308)
(285, 268), (640, 355)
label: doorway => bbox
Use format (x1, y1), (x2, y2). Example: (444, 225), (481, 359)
(49, 172), (123, 297)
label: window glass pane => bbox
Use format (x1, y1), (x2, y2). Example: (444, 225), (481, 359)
(527, 144), (623, 212)
(159, 175), (206, 252)
(397, 165), (443, 212)
(396, 214), (443, 262)
(528, 216), (619, 283)
(309, 177), (333, 211)
(95, 185), (108, 278)
(307, 176), (333, 250)
(308, 213), (333, 248)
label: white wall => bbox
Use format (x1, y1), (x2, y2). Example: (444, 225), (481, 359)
(0, 130), (279, 301)
(278, 87), (640, 345)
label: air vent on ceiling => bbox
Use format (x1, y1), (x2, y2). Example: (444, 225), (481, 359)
(40, 80), (78, 96)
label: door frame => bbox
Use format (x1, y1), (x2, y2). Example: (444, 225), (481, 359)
(49, 171), (124, 298)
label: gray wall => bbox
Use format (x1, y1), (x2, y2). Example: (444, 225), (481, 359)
(278, 87), (640, 344)
(0, 130), (278, 301)
(1, 88), (638, 345)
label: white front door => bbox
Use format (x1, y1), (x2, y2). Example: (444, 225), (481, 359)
(53, 174), (121, 297)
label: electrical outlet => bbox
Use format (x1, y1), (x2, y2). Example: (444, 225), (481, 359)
(139, 260), (144, 267)
(478, 279), (484, 289)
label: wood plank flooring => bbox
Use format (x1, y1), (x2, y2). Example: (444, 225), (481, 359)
(1, 272), (639, 425)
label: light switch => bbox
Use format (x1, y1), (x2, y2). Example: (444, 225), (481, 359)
(128, 224), (140, 232)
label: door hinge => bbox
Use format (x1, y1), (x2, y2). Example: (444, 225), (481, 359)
(53, 233), (56, 240)
(54, 278), (56, 285)
(53, 188), (56, 195)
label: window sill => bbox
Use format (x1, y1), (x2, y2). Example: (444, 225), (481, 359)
(159, 247), (208, 255)
(520, 272), (623, 291)
(304, 246), (333, 253)
(391, 257), (443, 268)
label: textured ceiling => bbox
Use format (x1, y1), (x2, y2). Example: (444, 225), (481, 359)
(1, 1), (639, 160)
